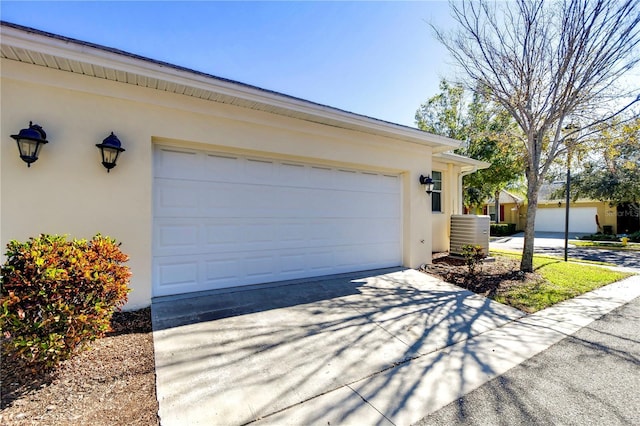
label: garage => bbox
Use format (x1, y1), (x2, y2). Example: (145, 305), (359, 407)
(4, 22), (490, 307)
(534, 207), (598, 233)
(152, 145), (402, 297)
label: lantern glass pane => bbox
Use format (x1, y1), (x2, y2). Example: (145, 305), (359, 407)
(103, 147), (119, 164)
(19, 140), (38, 157)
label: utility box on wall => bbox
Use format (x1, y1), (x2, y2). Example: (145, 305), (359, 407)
(450, 215), (490, 256)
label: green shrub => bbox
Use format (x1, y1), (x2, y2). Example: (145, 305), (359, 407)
(490, 223), (517, 236)
(462, 244), (485, 276)
(578, 233), (620, 242)
(0, 234), (131, 369)
(629, 231), (640, 243)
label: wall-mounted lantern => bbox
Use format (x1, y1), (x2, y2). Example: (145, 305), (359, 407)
(10, 122), (48, 167)
(96, 132), (125, 172)
(419, 174), (434, 195)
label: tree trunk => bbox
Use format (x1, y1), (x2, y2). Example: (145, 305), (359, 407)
(495, 190), (501, 223)
(521, 173), (540, 272)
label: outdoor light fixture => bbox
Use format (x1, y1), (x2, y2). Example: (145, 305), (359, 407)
(419, 174), (434, 195)
(96, 132), (125, 172)
(10, 121), (48, 167)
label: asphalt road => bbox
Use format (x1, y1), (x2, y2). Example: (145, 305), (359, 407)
(534, 246), (640, 269)
(415, 295), (640, 426)
(490, 232), (640, 269)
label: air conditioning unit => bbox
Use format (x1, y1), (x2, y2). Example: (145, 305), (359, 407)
(450, 215), (490, 256)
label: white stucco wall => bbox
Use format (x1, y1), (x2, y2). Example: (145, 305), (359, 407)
(2, 59), (437, 308)
(431, 160), (466, 253)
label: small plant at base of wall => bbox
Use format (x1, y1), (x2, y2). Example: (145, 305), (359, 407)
(462, 244), (485, 277)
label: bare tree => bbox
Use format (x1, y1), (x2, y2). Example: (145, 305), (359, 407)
(433, 0), (640, 271)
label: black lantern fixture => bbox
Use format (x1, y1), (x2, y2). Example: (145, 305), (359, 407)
(96, 132), (125, 172)
(419, 174), (434, 195)
(10, 122), (48, 167)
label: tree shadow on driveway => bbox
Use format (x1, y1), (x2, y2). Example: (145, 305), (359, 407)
(151, 268), (530, 425)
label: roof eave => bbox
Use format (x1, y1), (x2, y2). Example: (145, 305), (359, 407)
(434, 152), (491, 170)
(0, 21), (461, 151)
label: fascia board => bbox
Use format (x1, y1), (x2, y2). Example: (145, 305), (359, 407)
(1, 23), (461, 150)
(434, 152), (491, 170)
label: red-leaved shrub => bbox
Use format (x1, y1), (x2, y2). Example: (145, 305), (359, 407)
(0, 234), (131, 369)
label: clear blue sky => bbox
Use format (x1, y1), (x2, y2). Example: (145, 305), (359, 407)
(0, 1), (458, 128)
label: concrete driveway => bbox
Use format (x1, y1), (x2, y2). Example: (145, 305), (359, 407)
(151, 267), (640, 425)
(151, 268), (525, 425)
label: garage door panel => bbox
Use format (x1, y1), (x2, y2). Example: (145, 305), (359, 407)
(332, 247), (362, 269)
(156, 224), (199, 250)
(279, 252), (307, 274)
(156, 259), (199, 289)
(153, 146), (402, 297)
(155, 180), (200, 215)
(205, 221), (243, 245)
(277, 162), (307, 184)
(245, 254), (277, 279)
(204, 154), (240, 179)
(279, 222), (308, 242)
(245, 158), (275, 179)
(205, 258), (240, 283)
(155, 148), (201, 179)
(535, 207), (598, 233)
(380, 175), (400, 191)
(374, 193), (402, 217)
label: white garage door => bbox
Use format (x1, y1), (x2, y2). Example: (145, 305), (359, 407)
(152, 146), (402, 297)
(534, 207), (598, 233)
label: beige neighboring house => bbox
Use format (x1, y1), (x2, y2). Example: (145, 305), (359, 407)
(480, 190), (525, 226)
(480, 184), (637, 235)
(1, 22), (488, 309)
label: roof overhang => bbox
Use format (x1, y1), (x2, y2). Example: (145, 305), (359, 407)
(434, 151), (491, 172)
(0, 21), (461, 152)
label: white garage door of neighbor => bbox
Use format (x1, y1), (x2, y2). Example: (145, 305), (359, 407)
(153, 146), (402, 297)
(534, 207), (598, 233)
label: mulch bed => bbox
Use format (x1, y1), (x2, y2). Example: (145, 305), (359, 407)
(422, 252), (544, 298)
(1, 308), (159, 426)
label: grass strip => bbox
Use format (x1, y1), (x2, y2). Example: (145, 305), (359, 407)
(489, 248), (614, 266)
(489, 251), (633, 313)
(571, 241), (640, 251)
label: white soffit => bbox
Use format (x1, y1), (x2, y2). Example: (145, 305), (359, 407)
(0, 22), (461, 151)
(434, 152), (491, 171)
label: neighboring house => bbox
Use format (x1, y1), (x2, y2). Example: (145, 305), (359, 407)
(1, 22), (487, 309)
(481, 190), (524, 226)
(480, 183), (638, 235)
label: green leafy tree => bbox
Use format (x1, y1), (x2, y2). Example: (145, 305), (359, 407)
(416, 81), (524, 216)
(415, 80), (467, 140)
(433, 0), (640, 271)
(568, 117), (640, 204)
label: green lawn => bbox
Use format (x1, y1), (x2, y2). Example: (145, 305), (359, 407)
(571, 240), (640, 251)
(490, 251), (633, 313)
(490, 248), (614, 266)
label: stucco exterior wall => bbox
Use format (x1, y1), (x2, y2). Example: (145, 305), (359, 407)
(492, 202), (524, 230)
(430, 160), (465, 253)
(2, 59), (437, 308)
